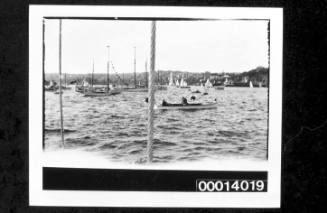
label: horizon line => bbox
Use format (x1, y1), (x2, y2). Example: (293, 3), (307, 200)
(44, 66), (268, 75)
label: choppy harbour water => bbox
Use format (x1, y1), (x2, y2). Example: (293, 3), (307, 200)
(44, 87), (268, 163)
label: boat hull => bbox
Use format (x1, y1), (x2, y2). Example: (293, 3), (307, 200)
(214, 86), (225, 90)
(83, 89), (122, 97)
(155, 85), (168, 90)
(155, 102), (218, 110)
(123, 88), (148, 92)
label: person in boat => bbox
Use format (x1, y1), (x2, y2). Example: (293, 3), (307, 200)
(162, 99), (169, 106)
(181, 97), (188, 105)
(190, 96), (196, 101)
(145, 97), (170, 106)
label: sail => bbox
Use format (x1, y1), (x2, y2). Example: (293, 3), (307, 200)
(169, 72), (174, 86)
(258, 82), (262, 87)
(82, 79), (90, 87)
(180, 78), (187, 87)
(175, 79), (180, 87)
(205, 79), (212, 88)
(249, 81), (253, 88)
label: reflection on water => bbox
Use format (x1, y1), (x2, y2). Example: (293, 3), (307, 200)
(44, 87), (268, 163)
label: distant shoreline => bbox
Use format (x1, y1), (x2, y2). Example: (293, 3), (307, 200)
(45, 66), (269, 87)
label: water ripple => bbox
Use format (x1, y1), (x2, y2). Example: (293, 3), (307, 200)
(44, 87), (268, 163)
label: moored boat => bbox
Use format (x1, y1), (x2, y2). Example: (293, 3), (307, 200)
(205, 79), (213, 88)
(123, 87), (148, 92)
(154, 102), (218, 110)
(168, 72), (174, 87)
(179, 78), (190, 89)
(214, 85), (225, 90)
(155, 85), (168, 90)
(191, 90), (201, 93)
(84, 88), (122, 97)
(249, 81), (253, 88)
(83, 49), (122, 97)
(44, 80), (58, 91)
(175, 79), (180, 87)
(53, 90), (63, 94)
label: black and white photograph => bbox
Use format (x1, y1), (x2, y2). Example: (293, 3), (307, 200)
(43, 18), (269, 163)
(29, 6), (283, 207)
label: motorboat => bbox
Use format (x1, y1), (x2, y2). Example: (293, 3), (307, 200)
(154, 102), (218, 110)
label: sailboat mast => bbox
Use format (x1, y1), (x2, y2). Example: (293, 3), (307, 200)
(58, 19), (65, 148)
(145, 60), (148, 88)
(122, 73), (124, 83)
(106, 45), (110, 91)
(91, 59), (94, 89)
(42, 18), (45, 149)
(134, 46), (137, 88)
(64, 73), (67, 87)
(147, 21), (156, 163)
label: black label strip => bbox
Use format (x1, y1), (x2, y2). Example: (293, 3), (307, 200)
(43, 167), (267, 192)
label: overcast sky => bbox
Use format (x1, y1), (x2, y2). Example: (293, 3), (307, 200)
(44, 19), (269, 74)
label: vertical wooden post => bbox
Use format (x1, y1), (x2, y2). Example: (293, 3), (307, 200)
(134, 47), (137, 88)
(42, 18), (45, 149)
(59, 19), (65, 148)
(145, 60), (148, 88)
(147, 21), (156, 163)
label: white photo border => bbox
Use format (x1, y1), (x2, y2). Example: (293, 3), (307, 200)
(29, 5), (283, 207)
